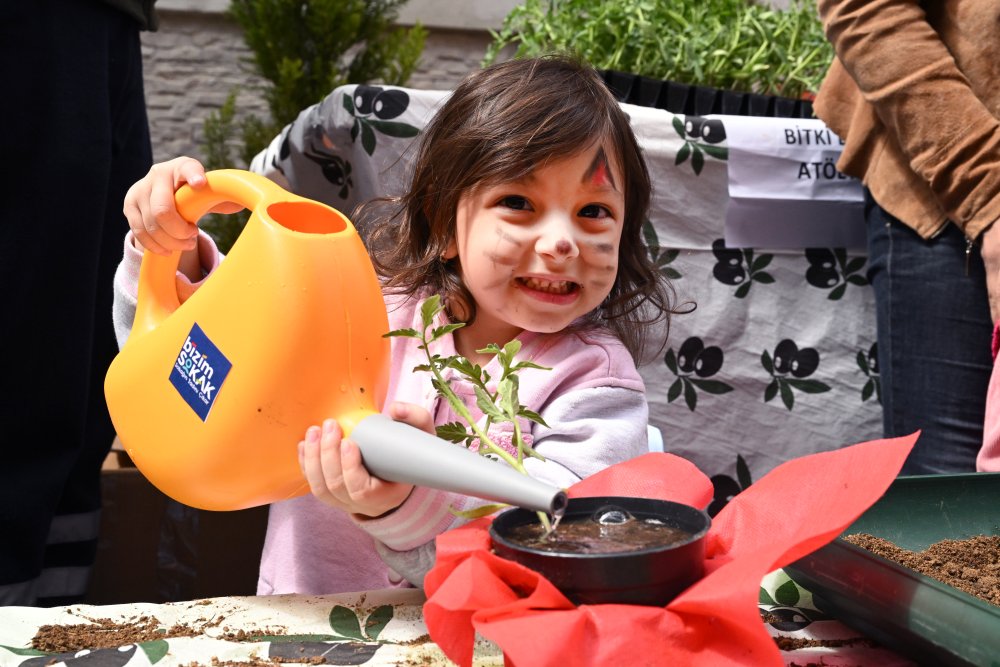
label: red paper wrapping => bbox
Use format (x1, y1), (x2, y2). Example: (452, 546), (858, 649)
(423, 434), (918, 667)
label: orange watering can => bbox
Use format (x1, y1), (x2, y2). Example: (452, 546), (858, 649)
(105, 170), (566, 515)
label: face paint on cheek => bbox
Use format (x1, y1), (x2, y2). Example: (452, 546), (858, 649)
(481, 267), (516, 291)
(487, 227), (522, 265)
(592, 242), (616, 254)
(585, 276), (616, 298)
(483, 251), (518, 266)
(494, 227), (524, 247)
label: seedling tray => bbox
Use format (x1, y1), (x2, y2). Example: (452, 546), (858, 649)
(786, 472), (1000, 667)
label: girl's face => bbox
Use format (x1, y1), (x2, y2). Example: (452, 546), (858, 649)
(444, 143), (626, 356)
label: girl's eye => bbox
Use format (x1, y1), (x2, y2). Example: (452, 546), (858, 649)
(498, 195), (532, 211)
(579, 204), (614, 219)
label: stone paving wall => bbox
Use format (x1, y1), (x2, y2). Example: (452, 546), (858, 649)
(141, 10), (492, 163)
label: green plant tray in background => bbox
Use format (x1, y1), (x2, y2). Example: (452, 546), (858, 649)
(786, 473), (1000, 667)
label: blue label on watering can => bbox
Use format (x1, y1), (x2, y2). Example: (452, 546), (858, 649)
(169, 323), (232, 422)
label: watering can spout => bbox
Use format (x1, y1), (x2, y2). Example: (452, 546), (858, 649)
(351, 415), (568, 516)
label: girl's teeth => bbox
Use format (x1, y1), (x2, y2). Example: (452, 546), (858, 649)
(523, 278), (572, 294)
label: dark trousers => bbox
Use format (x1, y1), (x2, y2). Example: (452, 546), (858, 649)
(865, 190), (993, 474)
(0, 0), (153, 605)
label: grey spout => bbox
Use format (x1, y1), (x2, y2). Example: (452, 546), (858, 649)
(350, 413), (568, 515)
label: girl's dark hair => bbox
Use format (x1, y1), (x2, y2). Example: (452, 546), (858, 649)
(365, 54), (682, 363)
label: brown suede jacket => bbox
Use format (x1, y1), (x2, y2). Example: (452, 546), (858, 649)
(815, 0), (1000, 240)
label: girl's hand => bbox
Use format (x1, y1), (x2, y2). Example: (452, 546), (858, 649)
(122, 156), (242, 256)
(123, 156), (204, 256)
(299, 402), (433, 518)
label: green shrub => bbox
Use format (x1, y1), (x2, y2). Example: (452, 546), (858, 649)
(202, 0), (427, 251)
(485, 0), (832, 99)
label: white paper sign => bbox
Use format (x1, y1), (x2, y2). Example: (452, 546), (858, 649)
(721, 115), (865, 249)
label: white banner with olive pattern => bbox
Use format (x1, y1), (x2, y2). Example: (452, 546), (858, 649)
(251, 85), (882, 515)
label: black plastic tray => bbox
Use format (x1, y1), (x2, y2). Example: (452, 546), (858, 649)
(786, 473), (1000, 667)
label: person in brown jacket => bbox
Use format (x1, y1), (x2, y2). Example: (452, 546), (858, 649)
(814, 0), (1000, 474)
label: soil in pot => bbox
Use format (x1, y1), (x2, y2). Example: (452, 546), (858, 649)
(490, 497), (710, 606)
(844, 533), (1000, 606)
(503, 507), (693, 554)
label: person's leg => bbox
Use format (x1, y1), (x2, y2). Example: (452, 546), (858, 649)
(41, 16), (153, 607)
(865, 190), (993, 474)
(0, 0), (151, 606)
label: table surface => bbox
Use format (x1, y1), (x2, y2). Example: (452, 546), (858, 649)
(0, 571), (914, 666)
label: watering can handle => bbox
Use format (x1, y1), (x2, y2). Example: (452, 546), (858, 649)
(132, 169), (291, 336)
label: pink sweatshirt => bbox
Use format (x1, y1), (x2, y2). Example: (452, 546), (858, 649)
(113, 232), (650, 594)
(977, 326), (1000, 471)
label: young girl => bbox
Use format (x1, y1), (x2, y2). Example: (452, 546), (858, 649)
(117, 55), (679, 595)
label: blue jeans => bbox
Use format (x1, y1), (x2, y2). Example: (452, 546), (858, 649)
(865, 190), (993, 474)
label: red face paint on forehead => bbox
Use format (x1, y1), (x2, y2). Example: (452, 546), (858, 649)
(583, 147), (617, 190)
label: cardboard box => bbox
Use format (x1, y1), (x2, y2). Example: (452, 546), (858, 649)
(87, 445), (269, 604)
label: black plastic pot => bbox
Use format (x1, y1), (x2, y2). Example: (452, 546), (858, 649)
(599, 69), (815, 119)
(489, 496), (710, 606)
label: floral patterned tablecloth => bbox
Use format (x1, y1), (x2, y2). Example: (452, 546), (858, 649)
(0, 572), (913, 667)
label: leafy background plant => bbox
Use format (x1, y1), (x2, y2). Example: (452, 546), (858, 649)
(485, 0), (833, 100)
(201, 0), (427, 252)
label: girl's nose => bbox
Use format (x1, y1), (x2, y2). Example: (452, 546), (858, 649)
(535, 213), (579, 261)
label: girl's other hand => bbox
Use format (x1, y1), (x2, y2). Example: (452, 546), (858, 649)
(122, 156), (242, 256)
(299, 400), (433, 518)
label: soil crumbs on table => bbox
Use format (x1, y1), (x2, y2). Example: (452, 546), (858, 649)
(32, 614), (199, 652)
(844, 533), (1000, 606)
(181, 658), (324, 666)
(31, 609), (291, 654)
